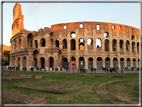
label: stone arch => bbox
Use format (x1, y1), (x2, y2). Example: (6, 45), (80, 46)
(62, 39), (67, 49)
(97, 57), (102, 70)
(105, 57), (110, 68)
(50, 32), (54, 37)
(120, 58), (124, 69)
(71, 32), (76, 38)
(71, 57), (76, 69)
(17, 57), (20, 67)
(113, 57), (118, 68)
(40, 38), (46, 47)
(120, 40), (124, 51)
(33, 50), (39, 59)
(79, 38), (85, 50)
(104, 32), (109, 38)
(96, 38), (102, 48)
(55, 40), (59, 47)
(40, 57), (45, 69)
(88, 57), (93, 69)
(79, 57), (85, 68)
(23, 56), (26, 68)
(71, 39), (76, 50)
(105, 39), (109, 51)
(35, 40), (38, 48)
(133, 58), (136, 69)
(132, 42), (135, 53)
(131, 35), (135, 40)
(18, 39), (21, 48)
(87, 38), (93, 50)
(112, 39), (117, 51)
(126, 40), (130, 51)
(62, 58), (69, 68)
(27, 33), (33, 47)
(127, 58), (131, 68)
(49, 57), (54, 68)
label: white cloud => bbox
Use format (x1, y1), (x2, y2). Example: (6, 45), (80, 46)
(112, 4), (120, 8)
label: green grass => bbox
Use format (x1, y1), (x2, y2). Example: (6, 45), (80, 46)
(2, 70), (139, 104)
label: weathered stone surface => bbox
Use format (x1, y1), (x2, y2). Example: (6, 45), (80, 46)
(3, 91), (47, 104)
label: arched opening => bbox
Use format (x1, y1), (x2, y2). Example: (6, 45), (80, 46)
(137, 42), (139, 53)
(88, 58), (93, 69)
(120, 58), (124, 69)
(14, 44), (16, 50)
(40, 57), (45, 69)
(71, 32), (76, 38)
(126, 40), (130, 51)
(17, 57), (20, 67)
(49, 57), (54, 68)
(55, 40), (59, 47)
(133, 58), (136, 69)
(40, 38), (46, 47)
(34, 58), (37, 68)
(104, 32), (109, 38)
(35, 40), (38, 48)
(79, 38), (85, 50)
(113, 39), (117, 51)
(132, 42), (135, 53)
(70, 57), (76, 69)
(33, 50), (39, 58)
(113, 58), (118, 68)
(97, 57), (102, 70)
(127, 58), (131, 68)
(105, 39), (109, 51)
(71, 39), (76, 50)
(131, 35), (135, 40)
(87, 38), (93, 50)
(50, 32), (54, 37)
(120, 40), (124, 51)
(105, 57), (110, 68)
(18, 39), (21, 48)
(62, 58), (69, 68)
(23, 57), (26, 68)
(96, 38), (102, 48)
(62, 39), (67, 49)
(79, 57), (85, 68)
(27, 33), (33, 47)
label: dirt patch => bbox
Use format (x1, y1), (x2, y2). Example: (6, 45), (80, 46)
(15, 80), (83, 94)
(3, 73), (42, 80)
(3, 91), (47, 104)
(94, 80), (132, 104)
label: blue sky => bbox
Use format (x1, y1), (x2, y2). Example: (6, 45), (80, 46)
(2, 1), (140, 46)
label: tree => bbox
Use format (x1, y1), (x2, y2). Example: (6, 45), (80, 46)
(2, 50), (10, 65)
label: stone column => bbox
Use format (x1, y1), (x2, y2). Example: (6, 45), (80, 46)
(20, 56), (23, 69)
(102, 57), (105, 68)
(76, 39), (79, 51)
(110, 57), (113, 68)
(117, 40), (120, 52)
(76, 57), (79, 69)
(93, 57), (97, 68)
(59, 39), (62, 49)
(85, 57), (88, 69)
(117, 58), (120, 69)
(110, 40), (112, 52)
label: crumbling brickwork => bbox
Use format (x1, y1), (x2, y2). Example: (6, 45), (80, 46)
(10, 3), (140, 70)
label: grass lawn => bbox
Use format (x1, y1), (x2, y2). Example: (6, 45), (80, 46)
(2, 70), (139, 104)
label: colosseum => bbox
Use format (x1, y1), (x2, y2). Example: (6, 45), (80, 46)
(10, 3), (140, 71)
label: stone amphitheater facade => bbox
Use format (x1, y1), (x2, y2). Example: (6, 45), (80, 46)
(10, 3), (140, 70)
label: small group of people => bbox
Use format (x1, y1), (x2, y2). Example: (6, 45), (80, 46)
(102, 67), (118, 73)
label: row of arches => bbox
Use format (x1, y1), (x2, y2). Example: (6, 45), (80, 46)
(15, 56), (140, 70)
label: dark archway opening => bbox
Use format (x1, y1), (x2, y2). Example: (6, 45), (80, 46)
(49, 57), (54, 68)
(105, 57), (110, 68)
(40, 57), (45, 69)
(113, 58), (118, 68)
(97, 57), (102, 70)
(88, 58), (93, 69)
(79, 57), (85, 68)
(62, 39), (67, 49)
(120, 58), (124, 69)
(71, 39), (76, 50)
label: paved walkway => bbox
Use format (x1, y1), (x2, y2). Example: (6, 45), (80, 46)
(6, 69), (140, 74)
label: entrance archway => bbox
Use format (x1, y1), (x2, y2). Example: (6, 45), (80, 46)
(88, 58), (93, 69)
(17, 57), (20, 67)
(70, 57), (76, 69)
(23, 57), (26, 68)
(133, 58), (136, 69)
(97, 57), (102, 70)
(40, 57), (45, 69)
(105, 57), (110, 68)
(34, 58), (37, 68)
(113, 58), (118, 68)
(79, 57), (85, 68)
(49, 57), (54, 68)
(120, 58), (124, 69)
(62, 58), (69, 68)
(127, 58), (131, 68)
